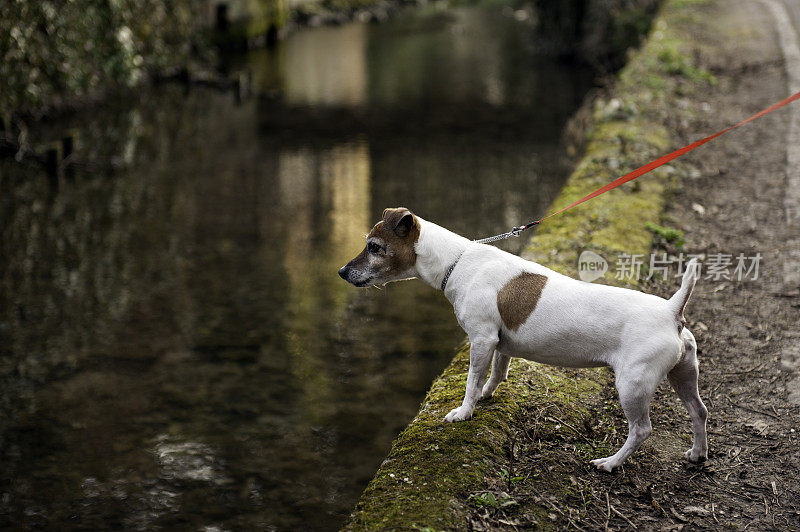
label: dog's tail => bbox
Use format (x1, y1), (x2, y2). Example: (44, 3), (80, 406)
(668, 258), (700, 328)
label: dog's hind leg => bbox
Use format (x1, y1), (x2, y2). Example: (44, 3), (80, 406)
(444, 334), (497, 422)
(668, 328), (708, 463)
(481, 351), (510, 400)
(591, 367), (658, 472)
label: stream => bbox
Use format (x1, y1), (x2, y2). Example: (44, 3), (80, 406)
(0, 2), (595, 529)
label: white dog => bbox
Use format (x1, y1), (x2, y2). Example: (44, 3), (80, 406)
(339, 208), (708, 471)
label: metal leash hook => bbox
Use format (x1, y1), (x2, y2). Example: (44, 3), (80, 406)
(473, 220), (539, 244)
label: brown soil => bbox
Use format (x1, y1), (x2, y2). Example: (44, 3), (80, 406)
(464, 1), (800, 529)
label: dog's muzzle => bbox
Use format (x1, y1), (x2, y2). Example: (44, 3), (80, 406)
(339, 265), (371, 286)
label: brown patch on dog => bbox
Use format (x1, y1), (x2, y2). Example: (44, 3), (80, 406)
(497, 272), (548, 331)
(367, 207), (421, 272)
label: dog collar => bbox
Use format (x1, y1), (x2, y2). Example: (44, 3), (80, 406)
(440, 253), (463, 291)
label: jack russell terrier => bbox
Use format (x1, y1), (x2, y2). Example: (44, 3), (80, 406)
(338, 207), (708, 472)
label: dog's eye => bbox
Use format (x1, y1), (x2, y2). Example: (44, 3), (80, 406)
(367, 242), (382, 254)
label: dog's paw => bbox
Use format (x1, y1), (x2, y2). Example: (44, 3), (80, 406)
(590, 457), (619, 473)
(443, 406), (472, 423)
(480, 385), (495, 400)
(684, 448), (707, 463)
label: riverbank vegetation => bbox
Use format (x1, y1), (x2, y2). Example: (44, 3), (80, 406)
(0, 1), (210, 117)
(1, 0), (663, 120)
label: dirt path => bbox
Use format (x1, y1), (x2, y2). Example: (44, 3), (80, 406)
(465, 0), (800, 529)
(637, 0), (800, 526)
(642, 0), (800, 526)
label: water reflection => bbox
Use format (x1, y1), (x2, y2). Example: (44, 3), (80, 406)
(282, 24), (368, 106)
(1, 3), (594, 530)
(251, 5), (542, 110)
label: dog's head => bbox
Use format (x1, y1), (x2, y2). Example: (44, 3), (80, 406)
(338, 207), (421, 287)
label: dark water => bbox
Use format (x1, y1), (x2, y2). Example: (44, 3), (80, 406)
(0, 4), (593, 530)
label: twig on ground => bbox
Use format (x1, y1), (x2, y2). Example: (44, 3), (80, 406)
(728, 400), (781, 420)
(729, 362), (769, 375)
(712, 484), (757, 502)
(610, 503), (638, 529)
(544, 415), (594, 444)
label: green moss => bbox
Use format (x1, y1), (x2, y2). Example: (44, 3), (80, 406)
(645, 221), (685, 249)
(344, 350), (603, 530)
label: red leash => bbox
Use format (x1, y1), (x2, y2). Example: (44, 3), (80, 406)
(476, 89), (800, 244)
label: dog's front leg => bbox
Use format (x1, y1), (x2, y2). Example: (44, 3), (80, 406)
(444, 334), (497, 422)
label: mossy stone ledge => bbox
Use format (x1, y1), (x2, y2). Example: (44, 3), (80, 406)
(343, 350), (605, 531)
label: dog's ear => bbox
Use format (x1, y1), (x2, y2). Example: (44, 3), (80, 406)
(394, 212), (414, 237)
(383, 207), (417, 238)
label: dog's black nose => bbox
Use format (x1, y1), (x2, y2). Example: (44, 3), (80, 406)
(338, 266), (349, 280)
